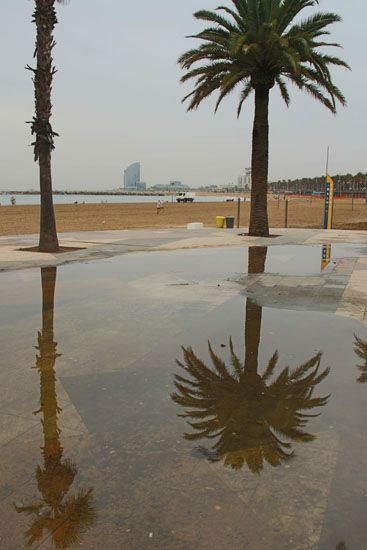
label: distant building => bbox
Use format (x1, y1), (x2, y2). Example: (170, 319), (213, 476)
(124, 162), (141, 189)
(150, 182), (190, 192)
(237, 168), (252, 191)
(198, 184), (218, 192)
(149, 184), (168, 192)
(169, 181), (189, 191)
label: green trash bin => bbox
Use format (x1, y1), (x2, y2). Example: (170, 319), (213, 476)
(225, 216), (235, 229)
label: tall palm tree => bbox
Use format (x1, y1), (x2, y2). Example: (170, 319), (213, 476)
(172, 246), (330, 473)
(28, 1), (68, 252)
(179, 0), (349, 236)
(15, 267), (96, 548)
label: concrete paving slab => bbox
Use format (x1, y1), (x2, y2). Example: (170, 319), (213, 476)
(305, 230), (367, 245)
(301, 277), (322, 286)
(336, 256), (367, 324)
(209, 430), (339, 550)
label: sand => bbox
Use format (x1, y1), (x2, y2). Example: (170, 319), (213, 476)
(1, 197), (367, 236)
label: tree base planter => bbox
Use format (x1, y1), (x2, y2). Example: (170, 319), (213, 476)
(238, 233), (280, 239)
(19, 246), (85, 254)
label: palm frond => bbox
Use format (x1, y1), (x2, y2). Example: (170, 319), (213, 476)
(276, 76), (290, 106)
(179, 0), (347, 116)
(237, 82), (253, 117)
(194, 9), (239, 33)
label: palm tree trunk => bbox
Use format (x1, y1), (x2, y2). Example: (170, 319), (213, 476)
(41, 266), (57, 331)
(247, 245), (268, 275)
(244, 246), (268, 374)
(244, 298), (263, 374)
(32, 0), (59, 252)
(38, 267), (62, 459)
(249, 88), (270, 237)
(39, 149), (59, 251)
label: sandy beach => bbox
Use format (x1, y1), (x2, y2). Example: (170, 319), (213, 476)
(1, 197), (366, 236)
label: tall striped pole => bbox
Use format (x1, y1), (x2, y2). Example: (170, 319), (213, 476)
(324, 148), (335, 230)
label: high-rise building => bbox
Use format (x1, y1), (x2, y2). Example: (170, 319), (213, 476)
(124, 162), (141, 189)
(237, 168), (252, 190)
(245, 168), (252, 189)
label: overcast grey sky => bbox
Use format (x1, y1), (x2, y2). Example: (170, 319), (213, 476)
(0, 0), (365, 190)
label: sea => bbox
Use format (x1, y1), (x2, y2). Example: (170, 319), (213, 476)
(0, 193), (236, 206)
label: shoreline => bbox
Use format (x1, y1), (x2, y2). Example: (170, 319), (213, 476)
(0, 190), (250, 198)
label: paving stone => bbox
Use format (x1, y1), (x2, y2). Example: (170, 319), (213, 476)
(280, 276), (304, 288)
(301, 278), (323, 287)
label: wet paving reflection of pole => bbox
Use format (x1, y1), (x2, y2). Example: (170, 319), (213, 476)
(172, 247), (330, 474)
(14, 267), (96, 549)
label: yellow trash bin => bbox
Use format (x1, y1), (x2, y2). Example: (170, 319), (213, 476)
(216, 216), (225, 229)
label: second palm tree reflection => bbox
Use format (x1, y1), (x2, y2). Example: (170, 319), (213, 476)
(15, 267), (95, 549)
(172, 247), (330, 474)
(354, 335), (367, 384)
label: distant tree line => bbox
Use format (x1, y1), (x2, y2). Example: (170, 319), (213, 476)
(270, 172), (367, 196)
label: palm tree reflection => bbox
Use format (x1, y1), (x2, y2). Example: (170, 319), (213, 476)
(354, 335), (367, 384)
(172, 247), (330, 473)
(15, 267), (95, 548)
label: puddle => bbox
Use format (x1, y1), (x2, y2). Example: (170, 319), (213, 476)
(243, 243), (363, 276)
(0, 245), (367, 548)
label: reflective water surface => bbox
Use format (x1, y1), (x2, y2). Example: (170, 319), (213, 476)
(0, 245), (367, 549)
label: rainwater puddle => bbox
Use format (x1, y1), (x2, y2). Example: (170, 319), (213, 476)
(0, 244), (366, 549)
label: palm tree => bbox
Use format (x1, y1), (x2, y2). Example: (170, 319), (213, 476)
(179, 0), (349, 236)
(15, 267), (96, 548)
(172, 246), (330, 473)
(354, 335), (367, 384)
(28, 1), (68, 252)
(172, 339), (329, 473)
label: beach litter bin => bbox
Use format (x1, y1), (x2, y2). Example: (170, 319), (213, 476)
(225, 216), (235, 229)
(216, 216), (225, 229)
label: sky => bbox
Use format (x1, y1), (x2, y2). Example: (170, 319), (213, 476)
(0, 0), (366, 191)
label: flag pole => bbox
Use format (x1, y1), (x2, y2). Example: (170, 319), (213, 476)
(324, 146), (335, 230)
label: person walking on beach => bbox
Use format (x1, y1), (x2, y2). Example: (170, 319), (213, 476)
(156, 200), (164, 215)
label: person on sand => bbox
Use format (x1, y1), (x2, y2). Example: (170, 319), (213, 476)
(156, 200), (164, 215)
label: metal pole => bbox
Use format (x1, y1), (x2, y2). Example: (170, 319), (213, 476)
(237, 197), (241, 228)
(285, 199), (289, 228)
(352, 192), (354, 211)
(324, 146), (330, 229)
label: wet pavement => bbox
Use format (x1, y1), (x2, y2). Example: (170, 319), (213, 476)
(1, 227), (367, 272)
(1, 236), (367, 548)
